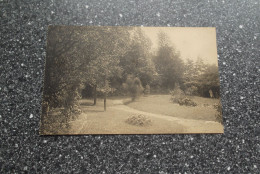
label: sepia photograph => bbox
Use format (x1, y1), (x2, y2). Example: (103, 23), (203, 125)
(40, 26), (223, 135)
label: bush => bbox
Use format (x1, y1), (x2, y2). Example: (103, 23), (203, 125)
(170, 84), (185, 103)
(144, 84), (150, 95)
(185, 85), (198, 96)
(123, 75), (144, 101)
(170, 84), (197, 106)
(126, 114), (152, 126)
(178, 97), (197, 107)
(41, 108), (71, 135)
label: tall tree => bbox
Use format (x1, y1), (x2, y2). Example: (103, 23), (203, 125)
(183, 57), (220, 97)
(196, 64), (220, 97)
(84, 27), (132, 110)
(194, 57), (206, 77)
(153, 32), (184, 90)
(119, 28), (156, 87)
(43, 26), (132, 114)
(44, 26), (91, 110)
(183, 58), (198, 94)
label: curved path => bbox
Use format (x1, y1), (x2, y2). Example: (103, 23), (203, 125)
(109, 100), (224, 133)
(69, 99), (223, 134)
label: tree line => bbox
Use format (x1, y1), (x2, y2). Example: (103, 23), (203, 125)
(43, 26), (220, 116)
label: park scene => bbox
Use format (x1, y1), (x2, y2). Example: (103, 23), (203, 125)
(40, 26), (223, 135)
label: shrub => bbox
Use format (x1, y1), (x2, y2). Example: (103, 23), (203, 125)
(41, 108), (71, 135)
(178, 97), (197, 107)
(126, 114), (152, 126)
(123, 75), (144, 101)
(185, 85), (198, 96)
(170, 84), (185, 103)
(170, 84), (197, 106)
(144, 84), (150, 95)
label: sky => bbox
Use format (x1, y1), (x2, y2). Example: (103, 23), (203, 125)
(141, 27), (218, 65)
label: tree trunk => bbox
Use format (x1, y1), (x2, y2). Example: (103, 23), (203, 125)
(104, 71), (108, 111)
(104, 92), (107, 111)
(93, 85), (97, 105)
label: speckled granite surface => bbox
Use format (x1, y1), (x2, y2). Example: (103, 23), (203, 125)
(0, 0), (259, 173)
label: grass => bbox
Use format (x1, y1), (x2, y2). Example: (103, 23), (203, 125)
(69, 98), (185, 134)
(41, 95), (223, 134)
(126, 95), (221, 121)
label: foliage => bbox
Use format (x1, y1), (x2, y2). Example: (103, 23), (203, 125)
(43, 26), (221, 125)
(144, 84), (150, 95)
(170, 84), (185, 103)
(183, 59), (196, 90)
(153, 32), (184, 89)
(196, 64), (220, 97)
(40, 107), (72, 135)
(84, 27), (131, 90)
(178, 97), (197, 107)
(119, 28), (156, 86)
(123, 75), (144, 101)
(43, 26), (92, 116)
(126, 114), (152, 126)
(43, 26), (133, 115)
(183, 57), (220, 98)
(185, 86), (198, 96)
(170, 84), (197, 106)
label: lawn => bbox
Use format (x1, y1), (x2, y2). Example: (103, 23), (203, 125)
(69, 98), (186, 134)
(126, 95), (221, 121)
(41, 95), (223, 135)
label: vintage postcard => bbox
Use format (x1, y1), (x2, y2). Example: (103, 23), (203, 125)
(40, 26), (223, 135)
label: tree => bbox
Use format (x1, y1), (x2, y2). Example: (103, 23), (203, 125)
(153, 32), (184, 90)
(123, 75), (144, 101)
(194, 57), (207, 77)
(119, 28), (156, 87)
(43, 26), (92, 112)
(84, 27), (132, 110)
(183, 57), (220, 98)
(86, 55), (122, 110)
(196, 64), (220, 97)
(43, 26), (133, 117)
(183, 59), (198, 95)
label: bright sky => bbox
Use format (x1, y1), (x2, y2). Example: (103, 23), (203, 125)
(141, 27), (218, 65)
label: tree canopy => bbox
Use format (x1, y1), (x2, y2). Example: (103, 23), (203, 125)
(153, 32), (185, 90)
(43, 26), (221, 116)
